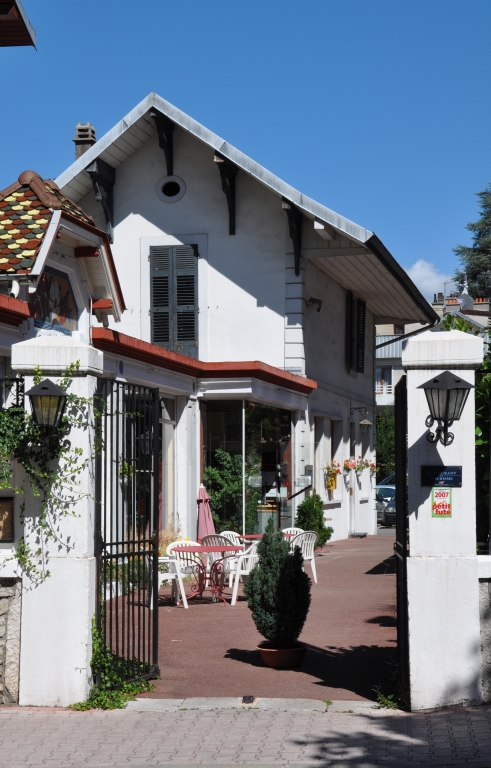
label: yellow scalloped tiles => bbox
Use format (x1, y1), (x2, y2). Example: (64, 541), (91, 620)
(7, 243), (19, 249)
(4, 196), (16, 202)
(16, 238), (28, 245)
(0, 259), (9, 264)
(22, 249), (36, 256)
(0, 234), (10, 240)
(19, 214), (33, 220)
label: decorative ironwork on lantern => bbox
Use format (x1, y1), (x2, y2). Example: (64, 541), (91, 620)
(418, 370), (473, 446)
(25, 379), (67, 429)
(350, 407), (372, 434)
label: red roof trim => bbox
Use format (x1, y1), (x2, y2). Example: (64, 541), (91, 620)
(60, 212), (126, 313)
(0, 294), (31, 327)
(91, 328), (317, 395)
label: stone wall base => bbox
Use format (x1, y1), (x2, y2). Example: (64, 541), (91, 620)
(0, 578), (21, 704)
(480, 579), (491, 703)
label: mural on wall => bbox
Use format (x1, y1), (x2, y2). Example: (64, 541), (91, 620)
(29, 267), (78, 336)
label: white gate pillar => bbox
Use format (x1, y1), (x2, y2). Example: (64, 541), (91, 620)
(11, 335), (103, 707)
(403, 328), (483, 710)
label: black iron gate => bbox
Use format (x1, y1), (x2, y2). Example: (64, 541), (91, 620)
(94, 379), (160, 684)
(394, 374), (409, 696)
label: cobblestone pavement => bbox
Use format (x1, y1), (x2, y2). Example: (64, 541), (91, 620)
(1, 705), (491, 767)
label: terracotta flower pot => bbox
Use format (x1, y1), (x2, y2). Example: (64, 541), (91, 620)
(257, 641), (306, 669)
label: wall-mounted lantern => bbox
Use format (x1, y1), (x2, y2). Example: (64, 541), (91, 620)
(359, 418), (373, 434)
(25, 379), (67, 429)
(350, 407), (372, 434)
(418, 370), (473, 446)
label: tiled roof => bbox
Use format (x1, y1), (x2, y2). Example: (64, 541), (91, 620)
(0, 171), (93, 275)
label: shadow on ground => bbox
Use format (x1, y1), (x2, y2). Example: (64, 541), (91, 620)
(225, 642), (396, 700)
(287, 710), (491, 767)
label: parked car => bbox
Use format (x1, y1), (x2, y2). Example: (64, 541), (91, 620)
(376, 494), (388, 524)
(382, 500), (396, 526)
(376, 484), (395, 504)
(378, 473), (395, 486)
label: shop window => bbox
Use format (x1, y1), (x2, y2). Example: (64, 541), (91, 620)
(150, 244), (198, 358)
(201, 401), (293, 534)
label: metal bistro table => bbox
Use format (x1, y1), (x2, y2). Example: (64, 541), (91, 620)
(172, 545), (243, 605)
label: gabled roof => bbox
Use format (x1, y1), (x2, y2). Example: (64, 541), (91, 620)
(0, 171), (92, 275)
(56, 93), (438, 326)
(0, 1), (36, 47)
(0, 171), (125, 320)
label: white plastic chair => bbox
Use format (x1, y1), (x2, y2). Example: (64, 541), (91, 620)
(201, 534), (242, 587)
(143, 552), (188, 610)
(282, 527), (304, 536)
(166, 539), (202, 605)
(230, 542), (259, 605)
(219, 530), (244, 548)
(289, 531), (319, 583)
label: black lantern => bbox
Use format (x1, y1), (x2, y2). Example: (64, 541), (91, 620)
(418, 370), (473, 446)
(359, 418), (373, 434)
(25, 379), (67, 429)
(351, 407), (372, 434)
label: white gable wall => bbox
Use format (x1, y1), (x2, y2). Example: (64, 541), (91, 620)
(78, 127), (288, 367)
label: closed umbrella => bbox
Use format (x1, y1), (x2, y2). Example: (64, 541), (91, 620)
(197, 485), (216, 541)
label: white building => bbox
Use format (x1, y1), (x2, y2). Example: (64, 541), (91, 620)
(0, 94), (444, 707)
(0, 93), (437, 556)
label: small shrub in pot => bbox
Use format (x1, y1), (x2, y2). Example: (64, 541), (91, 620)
(296, 492), (333, 547)
(244, 518), (311, 666)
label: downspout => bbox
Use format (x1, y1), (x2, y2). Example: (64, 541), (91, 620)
(375, 317), (441, 350)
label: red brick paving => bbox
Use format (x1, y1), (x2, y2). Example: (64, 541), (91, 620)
(142, 533), (396, 702)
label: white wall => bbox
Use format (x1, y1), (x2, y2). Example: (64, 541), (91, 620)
(79, 128), (287, 367)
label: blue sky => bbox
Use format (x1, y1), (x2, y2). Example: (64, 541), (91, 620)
(2, 0), (490, 301)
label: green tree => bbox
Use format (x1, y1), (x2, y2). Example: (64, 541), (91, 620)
(244, 518), (311, 648)
(442, 314), (491, 542)
(454, 183), (491, 298)
(375, 408), (395, 481)
(202, 447), (261, 533)
(295, 492), (333, 546)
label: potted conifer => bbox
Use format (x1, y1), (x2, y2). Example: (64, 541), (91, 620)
(244, 518), (311, 668)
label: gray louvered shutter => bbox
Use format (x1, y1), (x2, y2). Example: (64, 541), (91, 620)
(174, 245), (198, 358)
(150, 246), (172, 349)
(356, 299), (366, 373)
(346, 291), (356, 371)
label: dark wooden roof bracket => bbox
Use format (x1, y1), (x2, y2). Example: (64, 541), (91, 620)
(214, 153), (237, 235)
(150, 109), (175, 176)
(85, 158), (115, 243)
(282, 198), (302, 275)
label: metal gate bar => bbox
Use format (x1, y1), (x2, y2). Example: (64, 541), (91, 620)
(94, 379), (160, 684)
(394, 374), (409, 696)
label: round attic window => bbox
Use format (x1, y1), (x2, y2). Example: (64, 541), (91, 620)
(156, 175), (186, 203)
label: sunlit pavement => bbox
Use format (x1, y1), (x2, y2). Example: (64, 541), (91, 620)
(1, 702), (491, 767)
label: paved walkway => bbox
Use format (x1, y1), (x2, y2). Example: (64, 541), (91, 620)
(150, 534), (397, 701)
(1, 701), (491, 767)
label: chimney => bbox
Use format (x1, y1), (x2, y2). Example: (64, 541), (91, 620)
(72, 122), (96, 160)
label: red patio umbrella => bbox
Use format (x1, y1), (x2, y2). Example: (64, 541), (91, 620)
(197, 485), (216, 541)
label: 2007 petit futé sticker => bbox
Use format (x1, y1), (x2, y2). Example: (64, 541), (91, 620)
(432, 487), (452, 518)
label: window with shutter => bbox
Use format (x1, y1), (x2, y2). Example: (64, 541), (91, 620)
(345, 291), (366, 374)
(356, 299), (366, 373)
(150, 244), (198, 358)
(346, 291), (356, 371)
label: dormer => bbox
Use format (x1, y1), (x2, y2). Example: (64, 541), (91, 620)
(0, 170), (125, 341)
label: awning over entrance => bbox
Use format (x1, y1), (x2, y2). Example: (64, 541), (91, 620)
(91, 328), (317, 399)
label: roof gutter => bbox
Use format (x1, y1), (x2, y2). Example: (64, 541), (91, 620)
(376, 317), (441, 349)
(365, 234), (439, 325)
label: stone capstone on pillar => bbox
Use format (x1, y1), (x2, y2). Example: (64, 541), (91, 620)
(11, 334), (103, 376)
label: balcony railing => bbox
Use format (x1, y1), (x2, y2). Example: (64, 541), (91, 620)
(376, 383), (393, 395)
